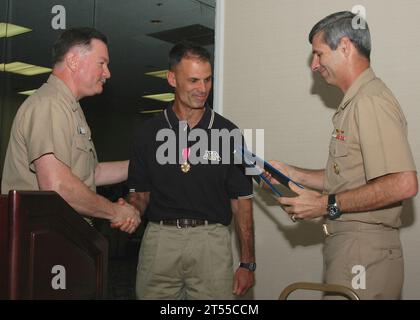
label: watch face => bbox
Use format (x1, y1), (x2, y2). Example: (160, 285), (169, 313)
(240, 262), (256, 271)
(328, 205), (341, 220)
(248, 263), (256, 271)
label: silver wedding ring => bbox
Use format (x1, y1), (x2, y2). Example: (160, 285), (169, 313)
(291, 214), (297, 223)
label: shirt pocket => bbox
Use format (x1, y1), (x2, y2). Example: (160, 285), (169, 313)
(328, 139), (350, 184)
(329, 139), (349, 158)
(72, 135), (94, 180)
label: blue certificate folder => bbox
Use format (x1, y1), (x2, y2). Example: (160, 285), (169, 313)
(235, 146), (303, 197)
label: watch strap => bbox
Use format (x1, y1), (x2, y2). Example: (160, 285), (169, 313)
(328, 193), (336, 206)
(239, 262), (256, 271)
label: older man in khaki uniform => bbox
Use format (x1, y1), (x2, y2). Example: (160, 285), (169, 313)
(2, 75), (98, 194)
(1, 27), (139, 233)
(267, 11), (417, 299)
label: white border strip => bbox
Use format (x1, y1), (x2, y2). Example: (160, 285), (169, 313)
(213, 0), (225, 115)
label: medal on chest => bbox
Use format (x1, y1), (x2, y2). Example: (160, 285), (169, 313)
(181, 147), (191, 173)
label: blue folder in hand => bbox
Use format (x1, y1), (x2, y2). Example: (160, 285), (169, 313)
(235, 145), (303, 197)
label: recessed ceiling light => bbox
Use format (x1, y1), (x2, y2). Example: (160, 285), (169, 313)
(0, 61), (52, 76)
(18, 89), (37, 96)
(142, 92), (174, 102)
(0, 22), (31, 38)
(145, 70), (168, 79)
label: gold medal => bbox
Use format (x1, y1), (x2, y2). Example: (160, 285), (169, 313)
(181, 161), (190, 173)
(181, 147), (191, 173)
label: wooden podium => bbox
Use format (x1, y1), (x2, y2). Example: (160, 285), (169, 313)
(0, 190), (108, 299)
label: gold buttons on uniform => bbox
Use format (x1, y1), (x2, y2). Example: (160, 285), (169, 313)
(333, 162), (340, 175)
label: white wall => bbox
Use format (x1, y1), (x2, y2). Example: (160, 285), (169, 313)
(220, 0), (420, 299)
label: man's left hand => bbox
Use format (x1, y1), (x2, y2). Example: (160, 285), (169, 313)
(277, 182), (328, 220)
(233, 267), (254, 296)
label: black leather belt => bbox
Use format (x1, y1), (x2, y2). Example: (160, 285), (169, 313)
(160, 219), (210, 228)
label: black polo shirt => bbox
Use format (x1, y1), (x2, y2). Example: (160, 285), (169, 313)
(128, 105), (253, 226)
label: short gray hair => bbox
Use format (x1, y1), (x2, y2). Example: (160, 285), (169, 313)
(52, 27), (108, 66)
(309, 11), (371, 60)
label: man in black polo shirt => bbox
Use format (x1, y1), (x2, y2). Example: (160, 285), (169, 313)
(128, 42), (255, 300)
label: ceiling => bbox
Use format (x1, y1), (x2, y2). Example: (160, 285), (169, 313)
(1, 0), (216, 114)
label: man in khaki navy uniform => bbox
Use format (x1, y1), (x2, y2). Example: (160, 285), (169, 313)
(1, 27), (139, 234)
(267, 11), (417, 299)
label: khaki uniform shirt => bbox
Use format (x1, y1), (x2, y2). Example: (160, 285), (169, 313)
(324, 68), (416, 228)
(1, 74), (98, 194)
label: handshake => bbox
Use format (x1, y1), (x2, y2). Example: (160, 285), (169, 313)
(109, 198), (141, 234)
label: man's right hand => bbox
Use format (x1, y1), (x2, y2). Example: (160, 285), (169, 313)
(110, 198), (140, 234)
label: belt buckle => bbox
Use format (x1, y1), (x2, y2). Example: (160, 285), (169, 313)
(322, 223), (331, 237)
(176, 219), (182, 229)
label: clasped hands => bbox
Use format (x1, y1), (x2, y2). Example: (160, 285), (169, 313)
(110, 198), (141, 233)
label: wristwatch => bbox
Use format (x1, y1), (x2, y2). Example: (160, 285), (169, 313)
(327, 194), (342, 220)
(239, 262), (257, 271)
(239, 262), (256, 271)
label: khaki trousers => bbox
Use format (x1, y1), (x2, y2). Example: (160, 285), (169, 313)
(323, 221), (403, 300)
(136, 221), (234, 300)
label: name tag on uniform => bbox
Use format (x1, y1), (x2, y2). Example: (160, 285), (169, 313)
(78, 126), (87, 135)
